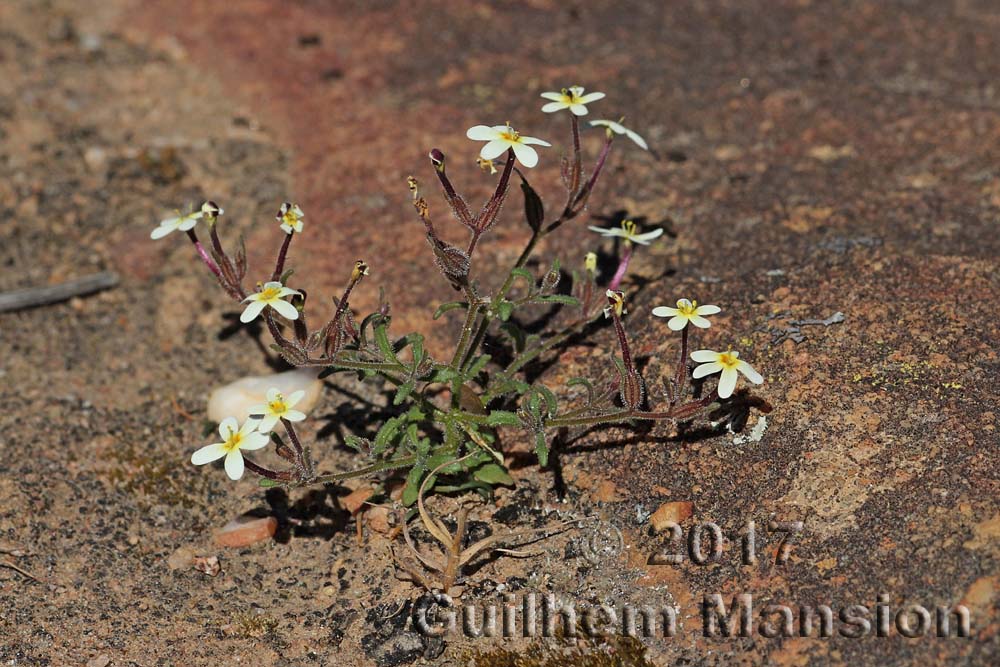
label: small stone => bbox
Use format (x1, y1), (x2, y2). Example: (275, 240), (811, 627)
(86, 655), (111, 667)
(167, 546), (195, 571)
(83, 146), (108, 173)
(214, 515), (278, 548)
(341, 487), (374, 514)
(207, 368), (322, 424)
(192, 555), (221, 577)
(650, 501), (694, 531)
(592, 479), (622, 503)
(367, 506), (391, 534)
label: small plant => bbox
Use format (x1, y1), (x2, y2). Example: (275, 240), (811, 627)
(157, 85), (768, 507)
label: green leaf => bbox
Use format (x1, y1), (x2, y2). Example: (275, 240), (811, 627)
(402, 464), (427, 506)
(499, 322), (527, 354)
(373, 415), (404, 455)
(496, 299), (514, 322)
(465, 354), (492, 378)
(343, 434), (371, 454)
(393, 380), (415, 405)
(474, 463), (515, 486)
(509, 267), (535, 287)
(486, 410), (521, 427)
(433, 301), (468, 320)
(373, 319), (397, 362)
(430, 367), (458, 383)
(532, 294), (580, 307)
(258, 478), (281, 488)
(534, 430), (549, 467)
(566, 376), (597, 406)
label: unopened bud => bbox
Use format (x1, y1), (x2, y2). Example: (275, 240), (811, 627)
(201, 200), (224, 223)
(584, 252), (597, 274)
(429, 148), (446, 172)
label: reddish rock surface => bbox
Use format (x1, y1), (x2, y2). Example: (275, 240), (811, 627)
(1, 0), (998, 665)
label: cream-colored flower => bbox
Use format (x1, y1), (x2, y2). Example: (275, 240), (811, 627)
(584, 251), (598, 274)
(691, 349), (764, 399)
(276, 202), (304, 234)
(240, 281), (302, 323)
(652, 299), (720, 330)
(540, 86), (605, 116)
(604, 289), (626, 319)
(589, 118), (648, 150)
(587, 219), (664, 246)
(249, 387), (307, 432)
(190, 417), (269, 481)
(150, 209), (204, 240)
(201, 200), (224, 224)
(466, 123), (551, 169)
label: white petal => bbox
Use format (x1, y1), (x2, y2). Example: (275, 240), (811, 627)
(587, 225), (614, 236)
(632, 228), (665, 242)
(691, 349), (720, 363)
(218, 417), (239, 440)
(519, 135), (551, 146)
(651, 306), (678, 318)
(262, 281), (283, 290)
(280, 223), (293, 234)
(737, 360), (764, 385)
(270, 299), (300, 320)
(238, 419), (261, 436)
(695, 305), (721, 316)
(510, 142), (539, 168)
(541, 101), (567, 113)
(668, 316), (688, 331)
(479, 139), (510, 161)
(577, 92), (605, 104)
(283, 409), (306, 422)
(277, 286), (302, 298)
(266, 387), (281, 402)
(150, 224), (175, 240)
(589, 119), (613, 129)
(224, 451), (245, 480)
(717, 368), (739, 399)
(689, 315), (712, 329)
(540, 91), (565, 101)
(569, 104), (589, 116)
(177, 216), (199, 232)
(240, 300), (267, 323)
(257, 415), (279, 433)
(625, 129), (649, 150)
(285, 390), (306, 408)
(191, 443), (227, 466)
(240, 432), (271, 451)
(692, 362), (723, 378)
(466, 125), (498, 141)
(568, 86), (585, 97)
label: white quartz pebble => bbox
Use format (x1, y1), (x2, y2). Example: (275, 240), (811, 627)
(206, 368), (322, 424)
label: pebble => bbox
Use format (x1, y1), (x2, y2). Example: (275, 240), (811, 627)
(207, 368), (322, 424)
(649, 501), (694, 531)
(214, 515), (278, 548)
(166, 546), (195, 571)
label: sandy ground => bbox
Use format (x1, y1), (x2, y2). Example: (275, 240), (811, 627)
(1, 0), (998, 665)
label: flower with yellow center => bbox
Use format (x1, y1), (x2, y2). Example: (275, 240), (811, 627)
(466, 123), (551, 169)
(587, 219), (664, 246)
(190, 416), (269, 480)
(249, 387), (307, 432)
(604, 289), (626, 319)
(240, 281), (302, 323)
(150, 208), (204, 240)
(589, 118), (648, 150)
(540, 86), (606, 116)
(652, 298), (721, 331)
(276, 202), (305, 234)
(691, 349), (764, 399)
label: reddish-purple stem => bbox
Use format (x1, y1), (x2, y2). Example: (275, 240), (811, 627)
(608, 243), (633, 291)
(186, 229), (223, 280)
(271, 232), (293, 282)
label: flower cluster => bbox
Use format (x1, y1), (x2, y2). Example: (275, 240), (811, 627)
(155, 80), (768, 519)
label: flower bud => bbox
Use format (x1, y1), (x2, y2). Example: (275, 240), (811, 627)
(429, 148), (446, 172)
(201, 200), (223, 223)
(584, 252), (597, 275)
(352, 260), (369, 282)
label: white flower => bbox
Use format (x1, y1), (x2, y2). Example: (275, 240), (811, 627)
(540, 86), (605, 116)
(190, 417), (269, 480)
(652, 299), (721, 330)
(201, 200), (224, 223)
(276, 202), (304, 234)
(240, 281), (302, 323)
(150, 209), (204, 240)
(249, 388), (307, 432)
(587, 219), (664, 246)
(466, 123), (551, 169)
(691, 349), (764, 399)
(589, 119), (648, 150)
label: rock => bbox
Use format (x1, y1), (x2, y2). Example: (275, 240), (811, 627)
(649, 501), (694, 531)
(366, 506), (391, 534)
(207, 368), (322, 424)
(86, 656), (111, 667)
(83, 146), (108, 173)
(341, 486), (374, 514)
(214, 515), (278, 548)
(166, 546), (195, 571)
(192, 555), (221, 577)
